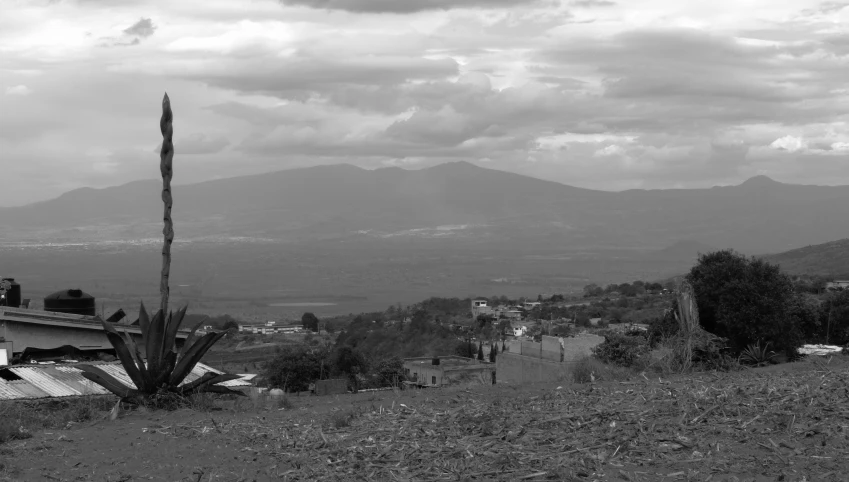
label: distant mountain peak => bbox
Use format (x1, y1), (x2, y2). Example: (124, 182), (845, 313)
(740, 175), (781, 187)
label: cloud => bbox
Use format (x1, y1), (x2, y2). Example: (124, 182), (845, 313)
(570, 0), (616, 7)
(123, 18), (157, 38)
(4, 85), (31, 96)
(1, 0), (849, 206)
(277, 0), (546, 14)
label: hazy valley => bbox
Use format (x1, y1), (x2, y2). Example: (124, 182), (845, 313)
(1, 162), (847, 320)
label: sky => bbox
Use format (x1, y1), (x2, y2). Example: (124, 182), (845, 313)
(1, 0), (848, 206)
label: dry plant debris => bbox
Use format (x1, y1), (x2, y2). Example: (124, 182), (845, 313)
(3, 359), (849, 481)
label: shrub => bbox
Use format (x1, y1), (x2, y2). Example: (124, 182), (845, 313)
(571, 356), (633, 384)
(687, 249), (801, 355)
(592, 332), (649, 367)
(739, 341), (778, 367)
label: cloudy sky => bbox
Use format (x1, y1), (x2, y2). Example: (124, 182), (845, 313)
(1, 0), (847, 206)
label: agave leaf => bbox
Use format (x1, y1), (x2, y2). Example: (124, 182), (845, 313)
(162, 305), (188, 356)
(137, 302), (151, 338)
(153, 350), (177, 388)
(146, 309), (166, 377)
(78, 364), (141, 400)
(169, 331), (227, 387)
(178, 316), (210, 360)
(180, 373), (243, 393)
(120, 329), (155, 391)
(102, 331), (148, 392)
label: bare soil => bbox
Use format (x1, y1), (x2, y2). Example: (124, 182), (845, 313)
(2, 357), (849, 481)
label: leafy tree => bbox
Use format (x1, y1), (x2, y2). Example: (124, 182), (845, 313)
(332, 346), (369, 392)
(302, 312), (320, 332)
(263, 346), (330, 392)
(477, 342), (484, 361)
(455, 341), (476, 358)
(222, 320), (239, 332)
(686, 249), (800, 355)
(496, 319), (512, 336)
(489, 343), (497, 362)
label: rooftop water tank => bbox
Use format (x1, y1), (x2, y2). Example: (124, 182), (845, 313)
(44, 289), (96, 316)
(1, 278), (21, 308)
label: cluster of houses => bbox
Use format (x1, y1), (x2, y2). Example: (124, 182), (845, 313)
(237, 320), (305, 335)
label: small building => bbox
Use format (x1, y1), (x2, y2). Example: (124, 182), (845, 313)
(512, 325), (528, 337)
(826, 280), (849, 291)
(0, 307), (190, 358)
(403, 356), (494, 387)
(523, 302), (541, 310)
(471, 299), (492, 318)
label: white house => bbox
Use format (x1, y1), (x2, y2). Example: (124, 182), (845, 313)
(827, 280), (849, 290)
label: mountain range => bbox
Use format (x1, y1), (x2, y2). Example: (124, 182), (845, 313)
(2, 161), (848, 254)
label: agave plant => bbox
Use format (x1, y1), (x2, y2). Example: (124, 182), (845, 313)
(739, 341), (777, 367)
(79, 303), (244, 403)
(79, 93), (242, 404)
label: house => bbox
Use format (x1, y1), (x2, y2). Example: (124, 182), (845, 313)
(471, 299), (492, 318)
(589, 317), (602, 326)
(827, 280), (849, 291)
(403, 356), (494, 387)
(512, 325), (529, 337)
(523, 301), (541, 310)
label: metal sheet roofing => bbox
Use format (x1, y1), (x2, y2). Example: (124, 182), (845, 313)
(7, 366), (83, 398)
(0, 360), (252, 401)
(0, 379), (25, 400)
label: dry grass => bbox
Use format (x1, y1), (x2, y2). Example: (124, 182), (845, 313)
(0, 396), (115, 442)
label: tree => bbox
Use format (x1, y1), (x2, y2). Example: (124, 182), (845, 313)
(686, 249), (800, 355)
(222, 320), (239, 332)
(332, 346), (368, 392)
(489, 343), (497, 362)
(477, 342), (484, 361)
(264, 346), (330, 392)
(302, 312), (320, 332)
(496, 319), (512, 336)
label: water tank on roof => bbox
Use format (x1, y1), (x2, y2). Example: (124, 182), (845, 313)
(1, 278), (21, 308)
(44, 289), (96, 316)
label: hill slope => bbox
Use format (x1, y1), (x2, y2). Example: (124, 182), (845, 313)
(763, 238), (849, 277)
(1, 162), (848, 253)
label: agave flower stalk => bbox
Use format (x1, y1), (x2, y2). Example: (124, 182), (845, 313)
(79, 93), (243, 404)
(160, 92), (174, 318)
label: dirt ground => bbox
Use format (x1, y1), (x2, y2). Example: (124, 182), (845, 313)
(2, 357), (849, 481)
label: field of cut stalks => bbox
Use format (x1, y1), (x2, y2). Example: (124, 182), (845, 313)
(2, 356), (849, 481)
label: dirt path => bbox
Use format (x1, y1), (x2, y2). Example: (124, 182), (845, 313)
(2, 358), (849, 481)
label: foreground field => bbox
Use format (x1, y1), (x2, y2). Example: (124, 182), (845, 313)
(2, 357), (849, 481)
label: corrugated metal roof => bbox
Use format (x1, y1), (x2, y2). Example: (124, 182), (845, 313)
(94, 364), (139, 390)
(5, 379), (51, 399)
(0, 379), (26, 400)
(0, 360), (250, 400)
(50, 367), (111, 395)
(8, 366), (83, 398)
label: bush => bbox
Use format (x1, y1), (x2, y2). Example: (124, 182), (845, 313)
(571, 356), (633, 383)
(592, 332), (649, 367)
(687, 249), (800, 356)
(646, 304), (679, 347)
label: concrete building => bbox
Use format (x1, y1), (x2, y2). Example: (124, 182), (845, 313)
(403, 356), (494, 387)
(471, 299), (492, 319)
(0, 307), (190, 358)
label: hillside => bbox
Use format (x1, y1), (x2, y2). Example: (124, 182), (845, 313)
(763, 238), (849, 277)
(1, 162), (848, 254)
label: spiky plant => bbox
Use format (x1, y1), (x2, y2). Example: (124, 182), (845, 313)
(739, 341), (777, 367)
(79, 93), (242, 404)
